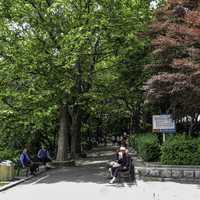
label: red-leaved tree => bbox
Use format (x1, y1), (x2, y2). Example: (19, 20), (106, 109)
(145, 0), (200, 133)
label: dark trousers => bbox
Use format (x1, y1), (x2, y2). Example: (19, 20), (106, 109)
(24, 162), (38, 175)
(111, 166), (127, 178)
(39, 157), (51, 165)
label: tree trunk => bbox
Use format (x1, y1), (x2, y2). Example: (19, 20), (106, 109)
(132, 110), (141, 133)
(129, 115), (134, 134)
(76, 114), (82, 154)
(56, 104), (71, 161)
(70, 107), (80, 159)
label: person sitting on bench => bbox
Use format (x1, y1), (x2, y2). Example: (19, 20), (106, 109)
(109, 146), (129, 184)
(20, 148), (36, 176)
(37, 145), (52, 166)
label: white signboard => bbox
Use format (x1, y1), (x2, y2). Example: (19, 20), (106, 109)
(153, 115), (176, 133)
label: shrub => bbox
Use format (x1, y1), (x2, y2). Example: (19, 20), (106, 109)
(129, 134), (137, 150)
(161, 135), (200, 165)
(130, 133), (160, 162)
(0, 149), (19, 161)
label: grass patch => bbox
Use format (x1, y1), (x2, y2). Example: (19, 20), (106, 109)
(0, 182), (8, 187)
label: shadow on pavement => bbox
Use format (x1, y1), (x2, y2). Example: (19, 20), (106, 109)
(20, 145), (136, 188)
(22, 163), (136, 187)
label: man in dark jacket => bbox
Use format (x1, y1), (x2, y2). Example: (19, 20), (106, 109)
(19, 148), (36, 175)
(37, 145), (52, 165)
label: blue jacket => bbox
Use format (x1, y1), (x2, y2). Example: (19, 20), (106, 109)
(37, 149), (48, 159)
(20, 152), (30, 167)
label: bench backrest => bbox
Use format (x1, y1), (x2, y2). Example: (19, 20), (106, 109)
(128, 156), (135, 178)
(126, 155), (132, 170)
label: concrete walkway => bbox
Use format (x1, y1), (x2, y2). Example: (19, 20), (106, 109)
(1, 145), (200, 200)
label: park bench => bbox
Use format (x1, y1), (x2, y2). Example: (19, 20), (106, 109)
(118, 157), (135, 182)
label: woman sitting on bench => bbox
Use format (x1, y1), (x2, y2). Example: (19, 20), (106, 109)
(109, 146), (129, 184)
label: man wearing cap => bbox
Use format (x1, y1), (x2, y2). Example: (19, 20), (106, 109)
(109, 146), (129, 184)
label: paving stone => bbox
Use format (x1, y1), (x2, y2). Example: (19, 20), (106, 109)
(135, 168), (151, 176)
(136, 168), (146, 176)
(145, 169), (151, 176)
(149, 169), (160, 177)
(172, 170), (183, 178)
(183, 171), (194, 178)
(194, 171), (200, 178)
(160, 169), (172, 178)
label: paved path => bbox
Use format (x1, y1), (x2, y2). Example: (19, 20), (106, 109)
(1, 145), (200, 200)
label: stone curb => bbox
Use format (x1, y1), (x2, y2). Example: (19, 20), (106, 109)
(51, 160), (75, 167)
(0, 168), (48, 192)
(0, 175), (34, 192)
(135, 166), (200, 180)
(144, 163), (200, 169)
(136, 175), (200, 184)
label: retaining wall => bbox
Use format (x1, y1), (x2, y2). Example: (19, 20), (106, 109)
(135, 165), (200, 179)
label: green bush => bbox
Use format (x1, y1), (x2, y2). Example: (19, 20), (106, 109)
(161, 135), (200, 165)
(130, 133), (160, 162)
(129, 134), (137, 150)
(0, 149), (19, 161)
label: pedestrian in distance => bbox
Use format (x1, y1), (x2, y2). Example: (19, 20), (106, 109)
(116, 136), (121, 146)
(111, 135), (116, 146)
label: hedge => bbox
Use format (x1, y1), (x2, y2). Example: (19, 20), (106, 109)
(130, 133), (160, 162)
(0, 149), (19, 161)
(161, 135), (200, 165)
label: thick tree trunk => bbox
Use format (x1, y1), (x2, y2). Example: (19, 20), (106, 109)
(56, 104), (71, 161)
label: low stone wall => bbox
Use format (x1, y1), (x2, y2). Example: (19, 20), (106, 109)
(135, 165), (200, 180)
(51, 160), (75, 167)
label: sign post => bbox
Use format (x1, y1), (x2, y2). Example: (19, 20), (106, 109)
(163, 132), (166, 143)
(152, 115), (176, 143)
